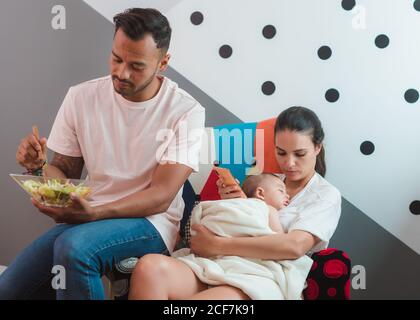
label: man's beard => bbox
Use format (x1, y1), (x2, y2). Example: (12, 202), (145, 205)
(112, 72), (156, 98)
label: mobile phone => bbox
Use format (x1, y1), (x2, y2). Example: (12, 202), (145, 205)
(213, 166), (239, 187)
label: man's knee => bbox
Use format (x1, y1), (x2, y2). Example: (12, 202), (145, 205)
(53, 232), (88, 267)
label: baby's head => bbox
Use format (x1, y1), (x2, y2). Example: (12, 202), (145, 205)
(242, 173), (289, 210)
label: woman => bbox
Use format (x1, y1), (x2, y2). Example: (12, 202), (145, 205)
(128, 106), (341, 300)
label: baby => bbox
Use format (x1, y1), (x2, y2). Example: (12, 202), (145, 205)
(241, 173), (290, 233)
(169, 173), (311, 300)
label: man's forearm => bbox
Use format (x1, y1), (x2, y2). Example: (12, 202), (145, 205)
(47, 152), (85, 179)
(95, 186), (172, 220)
(42, 164), (67, 179)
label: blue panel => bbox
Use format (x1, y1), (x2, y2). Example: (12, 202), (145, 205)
(213, 122), (257, 184)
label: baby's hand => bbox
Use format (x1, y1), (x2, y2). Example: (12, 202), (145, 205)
(268, 205), (284, 234)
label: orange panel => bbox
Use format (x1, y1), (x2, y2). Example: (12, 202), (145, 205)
(254, 118), (282, 174)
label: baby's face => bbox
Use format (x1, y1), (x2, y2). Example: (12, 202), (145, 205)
(261, 178), (290, 210)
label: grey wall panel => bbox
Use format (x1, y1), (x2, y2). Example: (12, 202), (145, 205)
(331, 199), (420, 300)
(0, 0), (113, 265)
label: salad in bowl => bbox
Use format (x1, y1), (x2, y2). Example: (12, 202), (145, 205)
(10, 174), (95, 207)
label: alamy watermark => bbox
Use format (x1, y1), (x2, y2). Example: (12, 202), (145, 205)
(49, 264), (366, 292)
(156, 122), (267, 173)
(351, 5), (367, 30)
(51, 265), (66, 290)
(51, 5), (66, 30)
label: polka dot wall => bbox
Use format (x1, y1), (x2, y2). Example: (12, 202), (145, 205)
(86, 0), (420, 254)
(170, 0), (420, 255)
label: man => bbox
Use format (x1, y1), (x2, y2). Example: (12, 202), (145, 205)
(0, 8), (205, 300)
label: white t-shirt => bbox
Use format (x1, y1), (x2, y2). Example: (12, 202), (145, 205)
(278, 172), (342, 253)
(47, 75), (205, 253)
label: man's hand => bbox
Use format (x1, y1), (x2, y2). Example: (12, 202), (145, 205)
(32, 193), (98, 224)
(190, 224), (224, 258)
(16, 132), (47, 171)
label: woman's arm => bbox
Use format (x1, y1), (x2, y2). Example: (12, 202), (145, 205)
(208, 178), (318, 259)
(220, 230), (318, 260)
(190, 225), (319, 260)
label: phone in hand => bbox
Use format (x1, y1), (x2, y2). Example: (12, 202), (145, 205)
(213, 166), (240, 187)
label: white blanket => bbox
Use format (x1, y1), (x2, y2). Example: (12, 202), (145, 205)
(172, 198), (313, 300)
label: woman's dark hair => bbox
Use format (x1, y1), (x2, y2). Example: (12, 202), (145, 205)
(274, 106), (326, 177)
(113, 8), (172, 54)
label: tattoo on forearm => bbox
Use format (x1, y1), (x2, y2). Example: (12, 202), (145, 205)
(50, 153), (85, 179)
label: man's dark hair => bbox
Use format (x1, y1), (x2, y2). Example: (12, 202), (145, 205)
(113, 8), (172, 53)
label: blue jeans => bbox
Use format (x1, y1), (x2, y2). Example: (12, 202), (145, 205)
(0, 218), (167, 300)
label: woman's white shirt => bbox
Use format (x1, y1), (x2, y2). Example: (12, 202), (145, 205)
(278, 172), (342, 254)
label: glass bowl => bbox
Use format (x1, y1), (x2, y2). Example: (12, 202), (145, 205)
(10, 174), (97, 207)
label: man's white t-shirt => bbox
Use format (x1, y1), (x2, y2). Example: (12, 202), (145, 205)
(47, 75), (205, 253)
(278, 172), (342, 254)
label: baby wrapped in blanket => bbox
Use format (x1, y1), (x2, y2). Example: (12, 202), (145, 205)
(172, 174), (313, 300)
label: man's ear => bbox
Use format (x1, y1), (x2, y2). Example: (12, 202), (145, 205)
(254, 187), (265, 200)
(158, 53), (171, 73)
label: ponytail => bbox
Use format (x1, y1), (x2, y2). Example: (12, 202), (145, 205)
(315, 145), (326, 177)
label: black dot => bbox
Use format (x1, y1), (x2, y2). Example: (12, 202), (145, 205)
(325, 88), (340, 103)
(410, 201), (420, 215)
(262, 25), (276, 39)
(375, 34), (390, 49)
(219, 45), (233, 59)
(342, 0), (356, 11)
(404, 89), (419, 103)
(318, 46), (332, 60)
(190, 11), (204, 25)
(262, 81), (276, 95)
(360, 141), (375, 155)
(414, 0), (420, 11)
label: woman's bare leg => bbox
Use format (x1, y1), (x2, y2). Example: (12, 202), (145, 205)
(129, 254), (207, 300)
(188, 285), (250, 300)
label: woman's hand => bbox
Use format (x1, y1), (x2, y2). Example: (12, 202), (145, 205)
(190, 224), (224, 258)
(216, 178), (247, 200)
